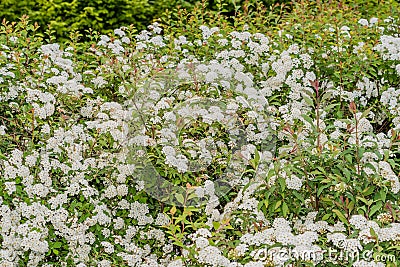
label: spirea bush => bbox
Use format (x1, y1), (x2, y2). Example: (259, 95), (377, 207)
(1, 1), (400, 266)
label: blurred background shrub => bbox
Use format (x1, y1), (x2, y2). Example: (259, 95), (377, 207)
(0, 0), (397, 41)
(0, 0), (293, 40)
(0, 0), (170, 39)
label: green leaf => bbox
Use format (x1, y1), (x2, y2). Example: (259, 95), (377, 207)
(303, 95), (314, 106)
(170, 206), (177, 216)
(274, 200), (282, 210)
(53, 242), (62, 249)
(369, 202), (383, 218)
(173, 240), (184, 247)
(254, 149), (260, 164)
(282, 202), (289, 217)
(322, 213), (331, 221)
(0, 152), (7, 160)
(263, 200), (269, 209)
(342, 168), (351, 180)
(332, 209), (349, 226)
(292, 191), (304, 202)
(362, 187), (375, 196)
(344, 153), (353, 164)
(175, 193), (185, 205)
(347, 201), (355, 213)
(379, 190), (387, 203)
(370, 227), (378, 238)
(278, 178), (286, 191)
(360, 106), (373, 119)
(213, 221), (220, 230)
(387, 245), (400, 250)
(301, 114), (315, 130)
(317, 184), (331, 196)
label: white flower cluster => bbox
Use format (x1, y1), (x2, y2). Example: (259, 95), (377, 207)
(1, 13), (400, 267)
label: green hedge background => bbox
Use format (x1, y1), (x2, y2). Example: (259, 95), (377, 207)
(0, 0), (292, 40)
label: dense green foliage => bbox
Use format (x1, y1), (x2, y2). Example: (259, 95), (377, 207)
(0, 0), (173, 39)
(0, 0), (293, 41)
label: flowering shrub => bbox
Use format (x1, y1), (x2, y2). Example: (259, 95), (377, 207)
(1, 2), (400, 266)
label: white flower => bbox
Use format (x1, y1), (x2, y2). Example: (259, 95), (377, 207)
(195, 237), (209, 249)
(162, 146), (176, 157)
(341, 26), (350, 31)
(113, 217), (125, 230)
(116, 184), (128, 196)
(327, 232), (347, 248)
(197, 246), (230, 267)
(370, 17), (378, 25)
(135, 180), (145, 191)
(358, 18), (369, 26)
(196, 228), (212, 238)
(104, 185), (117, 199)
(101, 241), (114, 254)
(4, 182), (16, 194)
(353, 260), (385, 267)
(168, 260), (185, 267)
(121, 36), (130, 44)
(286, 175), (303, 190)
(114, 28), (126, 37)
(396, 64), (400, 76)
(92, 76), (107, 87)
(0, 125), (6, 135)
(98, 259), (112, 267)
(155, 213), (170, 226)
